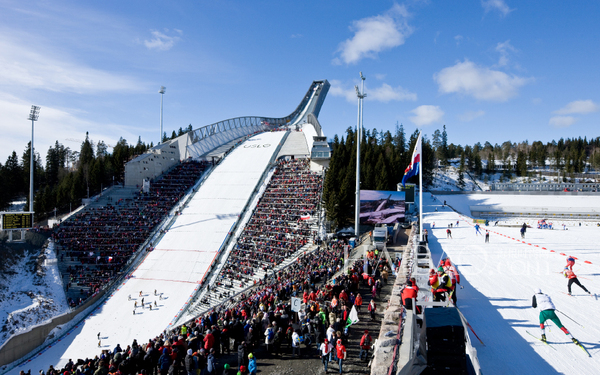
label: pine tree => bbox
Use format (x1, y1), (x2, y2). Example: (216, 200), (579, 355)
(441, 125), (449, 166)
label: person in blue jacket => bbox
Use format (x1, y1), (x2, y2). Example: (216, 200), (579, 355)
(248, 353), (257, 375)
(158, 348), (171, 375)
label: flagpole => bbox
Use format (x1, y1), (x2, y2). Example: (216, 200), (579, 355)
(419, 132), (423, 242)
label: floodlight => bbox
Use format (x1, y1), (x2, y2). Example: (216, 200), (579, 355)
(28, 105), (40, 121)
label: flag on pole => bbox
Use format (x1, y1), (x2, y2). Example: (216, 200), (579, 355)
(345, 305), (360, 328)
(401, 132), (422, 187)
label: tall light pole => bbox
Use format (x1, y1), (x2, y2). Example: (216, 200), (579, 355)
(159, 86), (166, 144)
(354, 72), (366, 241)
(28, 105), (40, 213)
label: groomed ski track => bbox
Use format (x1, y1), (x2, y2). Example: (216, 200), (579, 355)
(426, 193), (600, 375)
(8, 131), (286, 374)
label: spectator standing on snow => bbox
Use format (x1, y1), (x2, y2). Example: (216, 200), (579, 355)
(532, 288), (580, 344)
(563, 268), (591, 295)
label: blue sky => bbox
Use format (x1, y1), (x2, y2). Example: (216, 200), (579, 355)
(1, 0), (599, 164)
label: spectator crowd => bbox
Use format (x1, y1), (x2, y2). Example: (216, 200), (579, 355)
(219, 159), (322, 287)
(26, 237), (392, 375)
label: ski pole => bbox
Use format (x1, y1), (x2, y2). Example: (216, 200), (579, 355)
(556, 310), (585, 328)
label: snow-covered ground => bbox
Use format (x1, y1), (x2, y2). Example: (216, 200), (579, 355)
(0, 242), (69, 351)
(425, 193), (600, 375)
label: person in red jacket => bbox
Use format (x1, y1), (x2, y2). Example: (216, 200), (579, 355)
(368, 299), (377, 320)
(563, 267), (591, 295)
(339, 289), (348, 303)
(204, 329), (215, 351)
(336, 339), (347, 374)
(401, 280), (420, 313)
(359, 330), (372, 362)
(354, 293), (363, 312)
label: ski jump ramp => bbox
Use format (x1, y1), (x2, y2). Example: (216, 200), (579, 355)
(8, 131), (287, 373)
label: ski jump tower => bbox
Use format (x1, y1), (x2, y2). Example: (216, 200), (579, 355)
(125, 80), (330, 187)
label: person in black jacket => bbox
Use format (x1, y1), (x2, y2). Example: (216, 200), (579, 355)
(237, 342), (247, 370)
(184, 349), (196, 375)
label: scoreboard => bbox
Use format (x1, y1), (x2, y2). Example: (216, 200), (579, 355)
(1, 212), (33, 230)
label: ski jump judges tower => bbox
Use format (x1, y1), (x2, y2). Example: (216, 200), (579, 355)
(125, 80), (330, 187)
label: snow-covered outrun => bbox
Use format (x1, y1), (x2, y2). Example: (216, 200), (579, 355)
(425, 193), (600, 375)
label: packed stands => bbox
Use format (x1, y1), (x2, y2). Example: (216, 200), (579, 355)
(217, 158), (322, 291)
(54, 160), (209, 307)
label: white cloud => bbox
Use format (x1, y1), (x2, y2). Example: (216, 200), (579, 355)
(143, 30), (180, 51)
(410, 105), (444, 126)
(532, 98), (542, 105)
(553, 100), (599, 115)
(374, 73), (387, 80)
(0, 36), (144, 93)
(495, 40), (516, 66)
(333, 4), (413, 65)
(369, 83), (417, 102)
(291, 34), (303, 38)
(459, 110), (485, 121)
(549, 116), (577, 128)
(330, 80), (416, 103)
(434, 59), (530, 101)
(482, 0), (514, 17)
(454, 35), (463, 45)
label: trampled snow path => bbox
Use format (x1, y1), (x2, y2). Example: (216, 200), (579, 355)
(4, 132), (285, 375)
(426, 193), (600, 375)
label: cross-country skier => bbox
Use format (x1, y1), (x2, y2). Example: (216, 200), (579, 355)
(532, 288), (580, 344)
(566, 256), (575, 271)
(446, 228), (452, 239)
(474, 224), (481, 236)
(563, 268), (591, 295)
(485, 230), (489, 243)
(520, 223), (527, 239)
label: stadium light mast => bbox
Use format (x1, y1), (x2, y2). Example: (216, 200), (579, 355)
(159, 86), (166, 144)
(354, 72), (366, 241)
(28, 105), (40, 213)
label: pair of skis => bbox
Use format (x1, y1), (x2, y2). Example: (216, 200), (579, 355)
(525, 330), (591, 357)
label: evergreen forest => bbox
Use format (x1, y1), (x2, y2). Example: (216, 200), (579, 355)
(1, 123), (600, 229)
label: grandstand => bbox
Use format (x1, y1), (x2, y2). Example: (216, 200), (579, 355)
(2, 80), (332, 372)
